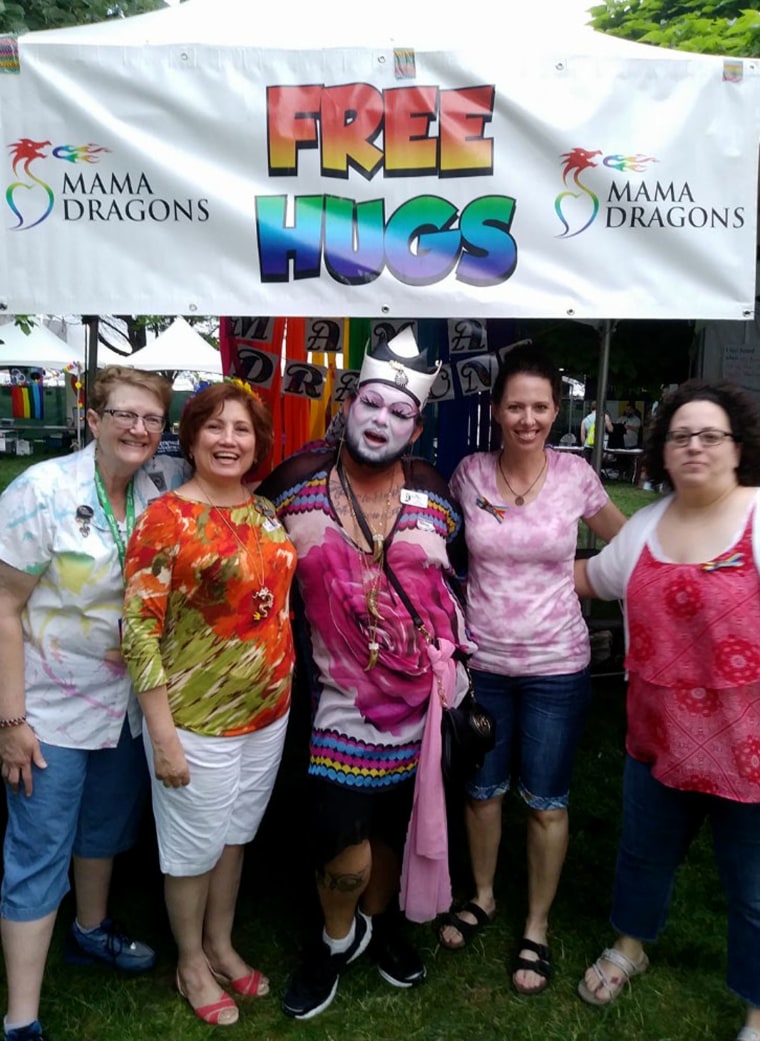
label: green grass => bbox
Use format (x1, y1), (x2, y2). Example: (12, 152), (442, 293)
(30, 686), (736, 1041)
(2, 461), (733, 1041)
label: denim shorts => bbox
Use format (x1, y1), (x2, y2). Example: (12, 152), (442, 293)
(465, 667), (592, 809)
(1, 720), (149, 922)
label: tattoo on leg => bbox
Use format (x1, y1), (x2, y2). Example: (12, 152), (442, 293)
(317, 868), (368, 893)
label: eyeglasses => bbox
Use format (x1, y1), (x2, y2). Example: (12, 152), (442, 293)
(101, 409), (165, 433)
(665, 428), (735, 448)
(357, 390), (419, 422)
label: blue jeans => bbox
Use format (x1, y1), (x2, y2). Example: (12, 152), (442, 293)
(612, 755), (760, 1006)
(1, 721), (149, 922)
(465, 667), (592, 809)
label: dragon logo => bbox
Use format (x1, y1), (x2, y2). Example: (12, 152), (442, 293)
(555, 147), (658, 238)
(7, 138), (110, 230)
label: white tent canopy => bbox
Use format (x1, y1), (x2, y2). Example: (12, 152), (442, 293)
(1, 0), (757, 320)
(115, 318), (223, 373)
(0, 321), (84, 369)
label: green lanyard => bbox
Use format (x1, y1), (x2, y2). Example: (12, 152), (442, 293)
(94, 467), (136, 574)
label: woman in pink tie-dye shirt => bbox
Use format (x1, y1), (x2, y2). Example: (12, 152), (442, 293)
(441, 345), (625, 996)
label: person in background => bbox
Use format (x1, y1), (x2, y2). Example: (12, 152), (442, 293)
(580, 401), (614, 457)
(575, 380), (760, 1041)
(259, 329), (474, 1020)
(440, 346), (625, 994)
(621, 402), (642, 449)
(0, 366), (187, 1041)
(122, 380), (296, 1028)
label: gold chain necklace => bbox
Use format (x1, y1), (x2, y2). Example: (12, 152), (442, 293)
(195, 477), (274, 622)
(338, 465), (398, 670)
(497, 451), (547, 507)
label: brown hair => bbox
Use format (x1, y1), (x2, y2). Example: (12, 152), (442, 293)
(644, 378), (760, 487)
(89, 365), (173, 415)
(179, 382), (273, 469)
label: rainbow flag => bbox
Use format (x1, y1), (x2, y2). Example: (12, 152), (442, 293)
(11, 382), (44, 420)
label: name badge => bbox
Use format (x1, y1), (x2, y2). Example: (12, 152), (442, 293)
(400, 488), (429, 508)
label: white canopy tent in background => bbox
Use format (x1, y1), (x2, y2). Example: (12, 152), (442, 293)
(0, 320), (83, 369)
(123, 317), (222, 373)
(0, 0), (757, 322)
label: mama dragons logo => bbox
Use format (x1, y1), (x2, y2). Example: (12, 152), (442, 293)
(6, 136), (209, 229)
(7, 137), (109, 229)
(554, 147), (657, 237)
(554, 146), (744, 237)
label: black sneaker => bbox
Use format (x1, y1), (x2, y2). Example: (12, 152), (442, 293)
(370, 928), (427, 988)
(342, 909), (373, 966)
(282, 939), (339, 1020)
(282, 911), (373, 1020)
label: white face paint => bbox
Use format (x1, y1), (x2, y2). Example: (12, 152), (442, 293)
(344, 382), (421, 468)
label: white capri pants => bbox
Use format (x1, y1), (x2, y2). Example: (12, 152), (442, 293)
(144, 711), (289, 876)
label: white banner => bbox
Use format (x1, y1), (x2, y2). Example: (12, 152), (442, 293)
(1, 33), (758, 318)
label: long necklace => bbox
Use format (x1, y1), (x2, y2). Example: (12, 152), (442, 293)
(195, 477), (274, 622)
(337, 465), (398, 670)
(497, 451), (547, 507)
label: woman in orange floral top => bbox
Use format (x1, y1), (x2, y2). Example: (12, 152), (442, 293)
(122, 382), (296, 1028)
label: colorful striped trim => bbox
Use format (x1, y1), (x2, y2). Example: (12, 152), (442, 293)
(274, 471), (330, 515)
(309, 729), (420, 788)
(0, 36), (19, 74)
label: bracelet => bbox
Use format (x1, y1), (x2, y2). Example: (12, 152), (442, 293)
(0, 715), (27, 730)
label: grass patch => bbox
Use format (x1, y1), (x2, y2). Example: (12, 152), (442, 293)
(22, 684), (737, 1041)
(3, 461), (728, 1040)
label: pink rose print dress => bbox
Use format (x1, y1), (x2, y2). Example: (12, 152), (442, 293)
(259, 450), (474, 790)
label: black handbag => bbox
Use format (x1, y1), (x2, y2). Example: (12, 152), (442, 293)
(336, 464), (496, 782)
(440, 678), (496, 783)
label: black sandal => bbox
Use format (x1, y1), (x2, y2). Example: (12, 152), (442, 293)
(437, 901), (494, 950)
(512, 937), (552, 994)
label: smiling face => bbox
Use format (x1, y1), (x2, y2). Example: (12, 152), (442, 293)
(343, 382), (422, 468)
(491, 373), (559, 456)
(664, 399), (741, 493)
(87, 383), (165, 476)
(190, 399), (257, 484)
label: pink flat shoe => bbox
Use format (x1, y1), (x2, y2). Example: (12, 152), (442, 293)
(177, 971), (239, 1025)
(211, 965), (270, 998)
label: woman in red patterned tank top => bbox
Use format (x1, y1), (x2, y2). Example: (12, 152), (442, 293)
(574, 380), (760, 1041)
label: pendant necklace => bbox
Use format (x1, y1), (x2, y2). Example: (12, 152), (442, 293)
(195, 477), (274, 622)
(497, 451), (547, 507)
(337, 464), (398, 670)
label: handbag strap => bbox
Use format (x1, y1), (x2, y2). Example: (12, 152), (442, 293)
(337, 462), (432, 637)
(336, 462), (470, 665)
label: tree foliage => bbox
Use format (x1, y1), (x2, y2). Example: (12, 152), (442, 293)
(0, 0), (163, 35)
(589, 0), (760, 57)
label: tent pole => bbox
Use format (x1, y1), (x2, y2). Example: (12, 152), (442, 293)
(84, 316), (99, 444)
(585, 318), (613, 549)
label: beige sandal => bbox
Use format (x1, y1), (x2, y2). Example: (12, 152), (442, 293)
(577, 946), (649, 1006)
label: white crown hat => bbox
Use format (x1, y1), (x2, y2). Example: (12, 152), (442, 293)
(357, 327), (441, 409)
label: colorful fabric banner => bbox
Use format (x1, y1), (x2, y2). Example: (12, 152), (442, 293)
(10, 381), (43, 419)
(1, 27), (757, 319)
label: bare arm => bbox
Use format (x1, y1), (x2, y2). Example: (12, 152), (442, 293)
(574, 557), (599, 600)
(0, 561), (48, 796)
(583, 500), (626, 545)
(137, 686), (190, 788)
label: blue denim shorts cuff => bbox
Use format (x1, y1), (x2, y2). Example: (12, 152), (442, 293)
(0, 892), (66, 922)
(466, 781), (510, 801)
(517, 782), (569, 811)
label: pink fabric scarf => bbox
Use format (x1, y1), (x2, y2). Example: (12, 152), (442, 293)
(399, 637), (455, 923)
